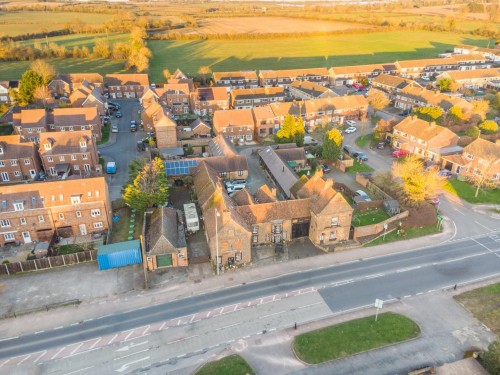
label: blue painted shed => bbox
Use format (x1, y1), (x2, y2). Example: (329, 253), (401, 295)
(97, 240), (142, 270)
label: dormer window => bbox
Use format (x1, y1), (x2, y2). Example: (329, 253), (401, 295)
(44, 143), (52, 150)
(13, 201), (24, 211)
(70, 195), (81, 204)
(0, 147), (3, 155)
(80, 141), (87, 148)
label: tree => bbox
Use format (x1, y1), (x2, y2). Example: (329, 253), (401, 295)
(465, 125), (480, 138)
(367, 89), (390, 111)
(321, 129), (343, 161)
(126, 157), (149, 184)
(11, 70), (43, 106)
(198, 66), (212, 85)
(412, 106), (444, 123)
(163, 69), (171, 82)
(30, 59), (55, 85)
(478, 120), (499, 134)
(392, 155), (445, 205)
(123, 158), (169, 211)
(274, 114), (305, 146)
(359, 77), (369, 87)
(481, 338), (500, 375)
(472, 99), (490, 120)
(448, 105), (463, 122)
(93, 38), (111, 58)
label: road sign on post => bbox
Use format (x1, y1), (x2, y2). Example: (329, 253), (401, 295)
(383, 223), (388, 240)
(374, 299), (384, 321)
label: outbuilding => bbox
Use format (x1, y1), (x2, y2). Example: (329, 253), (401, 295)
(97, 240), (142, 270)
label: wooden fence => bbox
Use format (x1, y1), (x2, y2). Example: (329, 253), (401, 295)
(0, 250), (97, 276)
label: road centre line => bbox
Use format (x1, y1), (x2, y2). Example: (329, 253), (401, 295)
(167, 335), (199, 345)
(297, 302), (322, 310)
(365, 273), (383, 279)
(216, 322), (241, 331)
(262, 311), (286, 319)
(397, 266), (421, 273)
(114, 348), (149, 361)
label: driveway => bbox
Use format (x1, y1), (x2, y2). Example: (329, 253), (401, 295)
(98, 100), (145, 200)
(237, 146), (271, 195)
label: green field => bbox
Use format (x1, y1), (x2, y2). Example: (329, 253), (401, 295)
(20, 32), (129, 49)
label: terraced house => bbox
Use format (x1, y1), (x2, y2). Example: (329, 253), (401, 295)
(68, 82), (107, 116)
(328, 63), (398, 86)
(0, 135), (42, 183)
(51, 107), (103, 140)
(48, 73), (103, 98)
(212, 71), (259, 89)
(191, 87), (229, 116)
(105, 74), (150, 99)
(0, 177), (111, 246)
(12, 108), (48, 143)
(213, 108), (255, 143)
(436, 68), (500, 90)
(230, 87), (285, 109)
(258, 68), (330, 88)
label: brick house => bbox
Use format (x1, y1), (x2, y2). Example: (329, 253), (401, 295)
(454, 45), (500, 63)
(213, 71), (259, 89)
(251, 105), (280, 139)
(436, 68), (500, 90)
(105, 74), (150, 99)
(141, 102), (177, 148)
(371, 75), (422, 99)
(0, 177), (111, 245)
(177, 118), (211, 154)
(157, 83), (191, 115)
(144, 207), (188, 270)
(191, 87), (229, 116)
(12, 109), (49, 143)
(39, 130), (101, 178)
(0, 81), (10, 103)
(441, 138), (500, 185)
(230, 87), (285, 109)
(51, 107), (103, 140)
(258, 68), (330, 88)
(328, 63), (398, 86)
(69, 83), (107, 116)
(213, 109), (255, 143)
(289, 80), (337, 100)
(395, 55), (490, 79)
(0, 135), (42, 182)
(48, 73), (103, 97)
(392, 116), (460, 163)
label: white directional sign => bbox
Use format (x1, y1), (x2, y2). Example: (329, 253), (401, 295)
(375, 299), (384, 309)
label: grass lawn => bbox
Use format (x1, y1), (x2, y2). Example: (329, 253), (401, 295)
(444, 179), (500, 204)
(294, 312), (420, 364)
(56, 244), (87, 255)
(355, 134), (372, 148)
(0, 124), (13, 135)
(347, 159), (374, 174)
(297, 169), (312, 177)
(194, 355), (255, 375)
(455, 283), (500, 335)
(97, 122), (111, 146)
(365, 225), (441, 247)
(352, 208), (390, 227)
(109, 206), (144, 244)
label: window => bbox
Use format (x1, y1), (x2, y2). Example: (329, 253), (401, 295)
(24, 159), (30, 165)
(74, 165), (80, 171)
(71, 195), (81, 204)
(82, 154), (88, 160)
(47, 157), (53, 163)
(219, 172), (227, 178)
(330, 231), (337, 240)
(38, 215), (44, 223)
(4, 233), (14, 241)
(59, 213), (64, 220)
(80, 141), (86, 148)
(0, 219), (11, 227)
(94, 222), (103, 229)
(331, 217), (339, 227)
(14, 171), (21, 177)
(0, 162), (3, 167)
(59, 194), (63, 201)
(13, 202), (23, 211)
(20, 217), (26, 225)
(95, 190), (99, 198)
(43, 143), (52, 150)
(235, 252), (242, 262)
(59, 156), (65, 162)
(76, 211), (82, 218)
(91, 209), (101, 217)
(238, 170), (244, 176)
(11, 160), (17, 166)
(69, 126), (74, 131)
(71, 155), (77, 161)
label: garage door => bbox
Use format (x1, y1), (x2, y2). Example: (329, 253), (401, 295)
(156, 254), (173, 268)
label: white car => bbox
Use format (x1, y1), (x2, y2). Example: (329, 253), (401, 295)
(111, 125), (119, 133)
(344, 126), (357, 134)
(346, 120), (357, 126)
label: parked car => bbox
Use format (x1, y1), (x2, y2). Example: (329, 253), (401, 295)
(130, 123), (137, 132)
(108, 102), (120, 110)
(227, 184), (245, 194)
(392, 149), (410, 158)
(376, 142), (386, 149)
(115, 111), (122, 118)
(346, 120), (357, 127)
(345, 126), (357, 134)
(304, 135), (318, 145)
(322, 164), (331, 173)
(353, 151), (368, 161)
(111, 125), (119, 133)
(343, 145), (354, 155)
(355, 190), (372, 202)
(438, 169), (452, 177)
(225, 179), (247, 188)
(352, 83), (365, 90)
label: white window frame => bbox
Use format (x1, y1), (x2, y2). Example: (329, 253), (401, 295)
(70, 195), (81, 204)
(93, 222), (103, 229)
(20, 217), (27, 225)
(0, 219), (11, 227)
(38, 215), (45, 223)
(91, 209), (101, 217)
(4, 233), (14, 241)
(13, 202), (24, 211)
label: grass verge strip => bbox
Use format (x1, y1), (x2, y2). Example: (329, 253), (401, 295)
(194, 354), (255, 375)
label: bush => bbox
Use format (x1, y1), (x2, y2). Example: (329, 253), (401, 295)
(479, 120), (499, 134)
(2, 259), (10, 264)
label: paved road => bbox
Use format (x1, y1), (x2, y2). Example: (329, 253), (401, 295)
(1, 232), (499, 373)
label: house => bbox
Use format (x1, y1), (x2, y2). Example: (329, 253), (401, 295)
(289, 80), (337, 100)
(177, 118), (211, 154)
(274, 145), (307, 170)
(51, 107), (103, 140)
(436, 68), (500, 89)
(39, 130), (101, 178)
(212, 71), (259, 89)
(12, 109), (48, 143)
(157, 83), (191, 115)
(441, 138), (499, 185)
(48, 73), (103, 97)
(0, 81), (11, 103)
(259, 146), (299, 199)
(105, 74), (150, 99)
(191, 87), (229, 116)
(208, 134), (238, 157)
(258, 68), (330, 88)
(0, 135), (42, 182)
(454, 45), (500, 63)
(141, 102), (177, 149)
(212, 108), (255, 143)
(371, 75), (422, 99)
(230, 87), (286, 109)
(144, 207), (188, 270)
(69, 83), (106, 116)
(392, 116), (460, 163)
(395, 55), (490, 79)
(168, 69), (195, 91)
(394, 86), (474, 115)
(0, 177), (111, 246)
(205, 155), (249, 181)
(328, 64), (398, 86)
(251, 105), (280, 139)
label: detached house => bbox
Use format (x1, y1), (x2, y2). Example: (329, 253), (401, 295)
(105, 74), (149, 99)
(213, 71), (259, 89)
(392, 116), (460, 163)
(0, 135), (42, 183)
(0, 177), (111, 245)
(51, 107), (102, 140)
(441, 138), (500, 185)
(12, 109), (48, 143)
(230, 87), (285, 109)
(48, 73), (103, 97)
(191, 87), (229, 116)
(258, 68), (330, 88)
(213, 109), (255, 143)
(39, 130), (100, 178)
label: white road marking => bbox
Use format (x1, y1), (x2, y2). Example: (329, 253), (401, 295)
(397, 266), (421, 273)
(475, 221), (491, 231)
(114, 348), (149, 361)
(33, 351), (47, 363)
(116, 341), (148, 352)
(159, 322), (167, 331)
(51, 347), (66, 360)
(89, 338), (101, 350)
(115, 357), (149, 373)
(123, 330), (135, 341)
(472, 238), (500, 258)
(108, 334), (119, 345)
(453, 208), (466, 216)
(34, 331), (45, 334)
(167, 335), (199, 345)
(365, 273), (383, 279)
(428, 290), (436, 293)
(297, 302), (322, 310)
(62, 366), (95, 375)
(0, 360), (9, 368)
(216, 322), (240, 331)
(54, 326), (64, 330)
(16, 354), (31, 366)
(83, 319), (93, 322)
(142, 325), (150, 335)
(71, 323), (79, 326)
(261, 311), (286, 319)
(70, 342), (84, 355)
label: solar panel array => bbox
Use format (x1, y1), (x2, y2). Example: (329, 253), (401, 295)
(164, 160), (198, 176)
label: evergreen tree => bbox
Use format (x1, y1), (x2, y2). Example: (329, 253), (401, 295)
(322, 129), (343, 161)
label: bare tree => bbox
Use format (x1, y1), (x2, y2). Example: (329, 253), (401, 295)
(30, 59), (56, 85)
(198, 66), (212, 85)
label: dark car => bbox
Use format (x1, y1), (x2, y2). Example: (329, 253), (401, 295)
(343, 145), (354, 155)
(137, 141), (146, 151)
(376, 142), (385, 149)
(115, 111), (122, 118)
(130, 123), (137, 132)
(353, 151), (368, 161)
(322, 164), (331, 173)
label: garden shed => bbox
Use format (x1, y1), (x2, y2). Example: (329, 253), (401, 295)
(383, 200), (401, 216)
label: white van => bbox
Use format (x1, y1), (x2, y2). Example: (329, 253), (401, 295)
(227, 184), (245, 194)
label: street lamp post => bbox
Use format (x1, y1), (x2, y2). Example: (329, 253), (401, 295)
(215, 209), (220, 275)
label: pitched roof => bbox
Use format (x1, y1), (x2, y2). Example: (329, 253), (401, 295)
(159, 83), (191, 95)
(399, 86), (473, 112)
(372, 74), (419, 90)
(259, 68), (329, 79)
(235, 199), (311, 224)
(396, 57), (456, 69)
(254, 185), (277, 203)
(18, 109), (47, 128)
(53, 107), (99, 126)
(231, 189), (255, 206)
(208, 134), (237, 156)
(259, 146), (298, 199)
(0, 135), (36, 160)
(52, 73), (103, 85)
(438, 68), (500, 81)
(394, 116), (457, 142)
(105, 74), (149, 87)
(213, 109), (254, 131)
(329, 63), (396, 75)
(196, 87), (228, 101)
(450, 53), (487, 62)
(146, 207), (186, 252)
(251, 105), (276, 121)
(213, 71), (258, 81)
(274, 146), (306, 162)
(463, 138), (500, 161)
(289, 80), (337, 98)
(39, 130), (93, 156)
(189, 118), (210, 131)
(171, 69), (188, 80)
(231, 87), (285, 101)
(205, 155), (248, 173)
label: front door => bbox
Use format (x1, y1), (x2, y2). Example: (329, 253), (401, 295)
(22, 231), (31, 244)
(84, 164), (91, 172)
(79, 224), (87, 235)
(29, 170), (36, 178)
